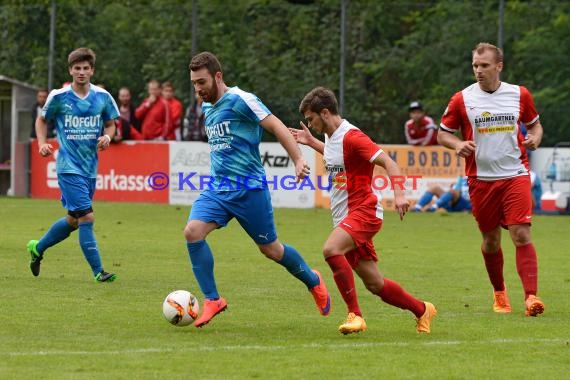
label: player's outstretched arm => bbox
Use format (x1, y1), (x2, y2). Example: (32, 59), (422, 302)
(289, 122), (324, 154)
(261, 114), (310, 181)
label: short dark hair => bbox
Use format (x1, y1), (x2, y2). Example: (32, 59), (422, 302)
(68, 47), (96, 68)
(472, 42), (503, 63)
(189, 51), (222, 77)
(299, 87), (339, 115)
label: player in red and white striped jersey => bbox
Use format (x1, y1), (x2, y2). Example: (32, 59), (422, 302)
(438, 42), (545, 317)
(292, 87), (437, 335)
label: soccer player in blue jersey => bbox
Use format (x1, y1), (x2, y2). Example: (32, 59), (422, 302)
(186, 51), (331, 327)
(27, 47), (119, 282)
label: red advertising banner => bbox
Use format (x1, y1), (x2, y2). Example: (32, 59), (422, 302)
(30, 140), (169, 203)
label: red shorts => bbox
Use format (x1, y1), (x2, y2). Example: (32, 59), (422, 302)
(338, 212), (383, 269)
(468, 175), (532, 233)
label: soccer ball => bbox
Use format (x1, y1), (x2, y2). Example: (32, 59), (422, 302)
(162, 290), (200, 327)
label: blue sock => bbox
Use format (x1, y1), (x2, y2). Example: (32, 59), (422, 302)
(187, 240), (219, 300)
(417, 191), (434, 207)
(436, 192), (453, 208)
(78, 222), (102, 276)
(278, 244), (319, 289)
(37, 217), (75, 254)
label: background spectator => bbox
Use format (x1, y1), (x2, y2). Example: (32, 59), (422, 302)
(162, 81), (183, 140)
(182, 91), (207, 142)
(135, 79), (171, 140)
(113, 86), (142, 142)
(30, 88), (55, 139)
(404, 101), (438, 146)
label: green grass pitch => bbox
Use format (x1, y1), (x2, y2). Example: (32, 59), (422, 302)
(1, 197), (569, 379)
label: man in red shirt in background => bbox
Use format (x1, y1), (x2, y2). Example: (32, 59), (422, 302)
(162, 81), (183, 140)
(135, 79), (171, 140)
(404, 101), (438, 146)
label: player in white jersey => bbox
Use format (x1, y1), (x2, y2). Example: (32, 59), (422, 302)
(27, 47), (119, 282)
(438, 42), (545, 317)
(185, 52), (331, 328)
(292, 87), (437, 335)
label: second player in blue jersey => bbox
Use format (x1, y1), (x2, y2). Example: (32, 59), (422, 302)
(28, 47), (119, 283)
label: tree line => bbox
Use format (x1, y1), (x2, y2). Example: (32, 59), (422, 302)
(1, 0), (568, 145)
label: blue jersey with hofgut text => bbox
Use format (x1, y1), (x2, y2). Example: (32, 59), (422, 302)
(202, 86), (270, 191)
(42, 84), (119, 178)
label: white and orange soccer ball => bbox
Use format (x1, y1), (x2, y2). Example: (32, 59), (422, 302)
(162, 290), (200, 326)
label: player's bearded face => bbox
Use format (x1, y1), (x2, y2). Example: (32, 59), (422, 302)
(200, 78), (218, 103)
(304, 111), (324, 133)
(191, 68), (219, 103)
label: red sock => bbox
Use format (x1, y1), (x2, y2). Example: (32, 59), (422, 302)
(325, 255), (361, 316)
(516, 243), (538, 299)
(377, 278), (425, 318)
(482, 248), (505, 291)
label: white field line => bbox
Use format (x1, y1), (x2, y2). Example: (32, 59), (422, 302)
(2, 337), (567, 357)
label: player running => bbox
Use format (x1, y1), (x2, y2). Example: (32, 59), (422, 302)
(292, 87), (437, 334)
(438, 42), (545, 317)
(28, 47), (119, 283)
(185, 52), (331, 327)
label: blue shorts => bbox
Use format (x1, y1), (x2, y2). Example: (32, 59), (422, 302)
(189, 189), (277, 245)
(445, 196), (472, 212)
(58, 173), (96, 212)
